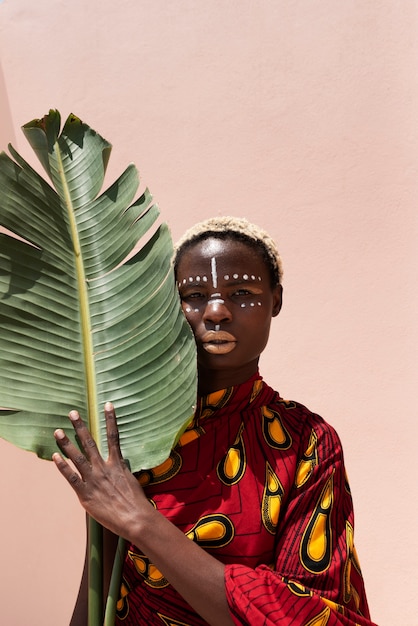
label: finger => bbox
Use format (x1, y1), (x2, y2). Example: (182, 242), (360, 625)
(52, 450), (84, 492)
(54, 427), (92, 477)
(67, 410), (101, 464)
(104, 402), (124, 463)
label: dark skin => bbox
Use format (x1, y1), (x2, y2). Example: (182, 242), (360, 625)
(176, 237), (282, 393)
(53, 237), (282, 625)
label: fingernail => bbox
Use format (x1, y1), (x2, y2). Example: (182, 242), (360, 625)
(104, 401), (114, 411)
(69, 410), (79, 422)
(54, 429), (65, 440)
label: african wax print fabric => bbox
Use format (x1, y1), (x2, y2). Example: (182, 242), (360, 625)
(115, 373), (376, 626)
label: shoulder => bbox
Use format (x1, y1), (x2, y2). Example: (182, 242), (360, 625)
(260, 384), (343, 452)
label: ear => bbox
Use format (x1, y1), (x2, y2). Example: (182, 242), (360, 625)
(272, 284), (283, 317)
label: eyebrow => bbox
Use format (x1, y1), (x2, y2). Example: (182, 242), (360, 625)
(222, 277), (263, 287)
(178, 280), (204, 288)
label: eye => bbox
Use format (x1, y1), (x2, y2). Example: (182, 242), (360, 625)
(233, 288), (252, 296)
(180, 290), (205, 301)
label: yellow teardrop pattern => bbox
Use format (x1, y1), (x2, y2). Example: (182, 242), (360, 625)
(128, 550), (169, 588)
(262, 461), (284, 534)
(295, 429), (318, 488)
(115, 577), (130, 620)
(138, 449), (183, 486)
(300, 472), (334, 573)
(322, 596), (346, 615)
(261, 406), (292, 449)
(249, 378), (264, 402)
(186, 513), (235, 549)
(343, 521), (362, 610)
(217, 423), (246, 485)
(304, 606), (331, 626)
(177, 425), (206, 447)
(286, 579), (313, 597)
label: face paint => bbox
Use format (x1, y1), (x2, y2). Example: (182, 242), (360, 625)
(239, 301), (263, 308)
(177, 248), (266, 314)
(175, 237), (282, 391)
(211, 257), (218, 289)
(208, 293), (225, 305)
(179, 273), (261, 288)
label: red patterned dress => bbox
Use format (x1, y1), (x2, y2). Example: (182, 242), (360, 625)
(115, 373), (377, 625)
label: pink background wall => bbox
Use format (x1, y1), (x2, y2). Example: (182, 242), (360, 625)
(1, 2), (417, 624)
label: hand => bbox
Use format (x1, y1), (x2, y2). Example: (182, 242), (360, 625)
(54, 406), (234, 626)
(53, 402), (148, 539)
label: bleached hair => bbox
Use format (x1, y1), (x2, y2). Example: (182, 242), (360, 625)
(174, 216), (283, 286)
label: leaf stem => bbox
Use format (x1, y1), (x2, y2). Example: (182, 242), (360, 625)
(104, 535), (126, 625)
(88, 516), (103, 626)
(54, 141), (99, 443)
(54, 139), (102, 626)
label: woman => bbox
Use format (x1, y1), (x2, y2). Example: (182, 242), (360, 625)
(53, 217), (376, 626)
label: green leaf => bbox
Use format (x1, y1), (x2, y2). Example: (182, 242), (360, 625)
(0, 109), (197, 471)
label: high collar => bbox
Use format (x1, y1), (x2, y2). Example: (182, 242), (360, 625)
(193, 372), (276, 425)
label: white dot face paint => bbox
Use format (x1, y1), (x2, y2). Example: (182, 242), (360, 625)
(175, 236), (282, 369)
(178, 256), (267, 318)
(184, 304), (200, 313)
(179, 275), (209, 288)
(179, 272), (263, 290)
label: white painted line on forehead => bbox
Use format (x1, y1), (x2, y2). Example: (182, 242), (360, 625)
(211, 257), (218, 289)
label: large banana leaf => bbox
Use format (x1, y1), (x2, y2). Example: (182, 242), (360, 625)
(0, 110), (197, 471)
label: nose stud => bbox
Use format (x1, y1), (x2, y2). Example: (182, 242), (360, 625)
(215, 324), (220, 331)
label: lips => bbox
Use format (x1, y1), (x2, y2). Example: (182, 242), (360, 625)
(201, 330), (237, 354)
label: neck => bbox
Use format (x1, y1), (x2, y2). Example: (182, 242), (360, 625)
(197, 361), (259, 395)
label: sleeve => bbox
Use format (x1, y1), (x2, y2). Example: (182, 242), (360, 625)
(224, 417), (377, 626)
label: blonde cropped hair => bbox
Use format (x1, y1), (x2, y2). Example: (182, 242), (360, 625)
(174, 216), (283, 286)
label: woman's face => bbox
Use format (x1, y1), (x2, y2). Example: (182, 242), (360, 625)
(176, 237), (282, 390)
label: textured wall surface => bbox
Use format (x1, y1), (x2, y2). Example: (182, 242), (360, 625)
(1, 2), (417, 624)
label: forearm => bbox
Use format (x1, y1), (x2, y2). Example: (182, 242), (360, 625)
(53, 406), (234, 625)
(126, 502), (234, 626)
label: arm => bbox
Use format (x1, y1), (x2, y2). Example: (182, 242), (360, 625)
(53, 403), (234, 626)
(224, 419), (376, 626)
